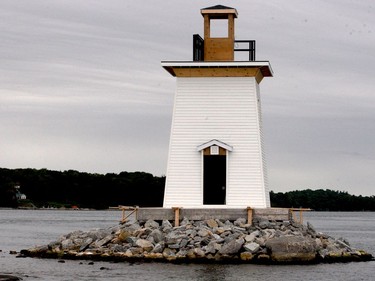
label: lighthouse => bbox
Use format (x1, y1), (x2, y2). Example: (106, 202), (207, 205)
(162, 5), (273, 209)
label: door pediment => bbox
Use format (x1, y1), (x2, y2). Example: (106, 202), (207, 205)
(197, 139), (233, 152)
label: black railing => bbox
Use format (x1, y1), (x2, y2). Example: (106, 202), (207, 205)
(193, 35), (256, 61)
(234, 40), (256, 61)
(193, 34), (204, 61)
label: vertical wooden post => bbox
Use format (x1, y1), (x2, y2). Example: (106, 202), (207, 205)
(172, 207), (181, 227)
(135, 206), (139, 221)
(122, 208), (125, 223)
(299, 208), (303, 224)
(246, 207), (253, 225)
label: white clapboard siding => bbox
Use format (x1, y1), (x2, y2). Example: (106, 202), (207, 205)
(163, 77), (269, 208)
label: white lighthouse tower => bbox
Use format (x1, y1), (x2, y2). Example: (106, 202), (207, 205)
(162, 5), (273, 209)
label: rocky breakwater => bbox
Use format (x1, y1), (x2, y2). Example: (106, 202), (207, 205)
(20, 218), (373, 264)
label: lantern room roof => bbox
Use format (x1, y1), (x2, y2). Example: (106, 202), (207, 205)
(201, 5), (238, 19)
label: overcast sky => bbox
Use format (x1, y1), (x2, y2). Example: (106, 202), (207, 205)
(1, 0), (374, 196)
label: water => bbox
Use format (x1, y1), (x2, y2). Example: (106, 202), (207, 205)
(0, 209), (374, 281)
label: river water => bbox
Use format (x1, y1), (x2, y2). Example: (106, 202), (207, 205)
(0, 210), (374, 281)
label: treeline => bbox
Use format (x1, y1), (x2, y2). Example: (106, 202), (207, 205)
(1, 168), (374, 211)
(0, 168), (165, 209)
(270, 189), (375, 211)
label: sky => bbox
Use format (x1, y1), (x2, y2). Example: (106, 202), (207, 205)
(1, 0), (374, 196)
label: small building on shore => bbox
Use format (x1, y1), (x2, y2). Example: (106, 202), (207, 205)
(162, 5), (273, 209)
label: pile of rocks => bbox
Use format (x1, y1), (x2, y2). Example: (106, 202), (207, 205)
(20, 218), (373, 264)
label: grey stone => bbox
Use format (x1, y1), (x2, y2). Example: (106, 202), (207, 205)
(265, 236), (317, 262)
(180, 238), (189, 248)
(180, 217), (190, 226)
(198, 229), (210, 237)
(79, 238), (93, 252)
(234, 218), (246, 227)
(111, 244), (127, 252)
(162, 220), (173, 228)
(206, 219), (218, 228)
(152, 242), (165, 253)
(148, 229), (164, 243)
(176, 249), (188, 257)
(194, 248), (205, 257)
(258, 219), (270, 229)
(205, 241), (221, 254)
(61, 239), (74, 250)
(125, 236), (138, 246)
(136, 239), (153, 252)
(168, 243), (180, 249)
(145, 219), (159, 229)
(95, 235), (113, 248)
(219, 238), (244, 255)
(243, 242), (260, 253)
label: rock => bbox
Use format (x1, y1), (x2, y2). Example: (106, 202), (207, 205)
(198, 229), (209, 237)
(258, 219), (270, 229)
(136, 239), (154, 252)
(180, 238), (189, 248)
(206, 219), (218, 228)
(240, 252), (254, 261)
(245, 230), (260, 242)
(162, 220), (173, 229)
(118, 230), (132, 242)
(243, 242), (260, 253)
(306, 221), (316, 234)
(152, 242), (165, 253)
(257, 254), (270, 261)
(194, 248), (205, 258)
(79, 238), (93, 252)
(125, 236), (138, 246)
(123, 221), (141, 233)
(265, 236), (317, 263)
(9, 251), (17, 255)
(219, 238), (244, 255)
(95, 235), (113, 248)
(205, 241), (221, 254)
(176, 249), (188, 258)
(145, 220), (159, 229)
(61, 239), (75, 250)
(148, 229), (164, 243)
(162, 248), (176, 260)
(234, 218), (246, 227)
(180, 217), (190, 226)
(18, 217), (374, 265)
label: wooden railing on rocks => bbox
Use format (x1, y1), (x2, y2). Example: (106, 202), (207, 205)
(109, 206), (139, 224)
(111, 206), (312, 226)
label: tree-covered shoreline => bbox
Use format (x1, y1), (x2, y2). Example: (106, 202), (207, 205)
(1, 168), (374, 210)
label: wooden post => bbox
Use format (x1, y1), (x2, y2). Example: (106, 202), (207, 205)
(172, 207), (181, 227)
(122, 208), (126, 223)
(299, 208), (303, 224)
(246, 207), (253, 225)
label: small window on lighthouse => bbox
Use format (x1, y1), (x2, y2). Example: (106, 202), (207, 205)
(210, 145), (219, 155)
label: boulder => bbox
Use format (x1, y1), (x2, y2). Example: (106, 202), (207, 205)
(136, 239), (154, 252)
(243, 242), (260, 253)
(219, 238), (244, 255)
(144, 220), (159, 229)
(148, 229), (164, 243)
(206, 219), (218, 228)
(265, 236), (317, 263)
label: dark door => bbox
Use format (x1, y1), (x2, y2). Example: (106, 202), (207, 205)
(203, 155), (226, 205)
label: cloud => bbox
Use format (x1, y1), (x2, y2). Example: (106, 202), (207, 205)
(0, 0), (374, 196)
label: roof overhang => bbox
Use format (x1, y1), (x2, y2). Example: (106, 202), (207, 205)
(161, 61), (273, 79)
(201, 5), (238, 19)
(197, 139), (233, 152)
